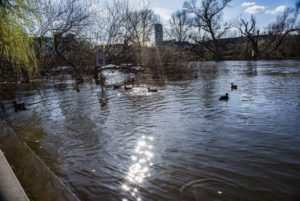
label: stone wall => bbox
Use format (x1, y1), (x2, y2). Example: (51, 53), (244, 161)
(0, 120), (81, 201)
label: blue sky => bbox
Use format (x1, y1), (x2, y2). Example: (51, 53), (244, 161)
(149, 0), (296, 28)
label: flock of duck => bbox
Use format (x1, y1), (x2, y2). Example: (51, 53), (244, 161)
(112, 79), (237, 102)
(99, 77), (160, 107)
(219, 82), (238, 101)
(112, 78), (158, 93)
(11, 81), (237, 112)
(122, 85), (158, 93)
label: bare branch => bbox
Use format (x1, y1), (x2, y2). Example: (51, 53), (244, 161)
(169, 10), (191, 42)
(184, 0), (232, 60)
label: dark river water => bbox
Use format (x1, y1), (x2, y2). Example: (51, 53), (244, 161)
(7, 60), (300, 201)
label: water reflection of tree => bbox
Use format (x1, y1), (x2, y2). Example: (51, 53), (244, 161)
(197, 62), (220, 109)
(245, 61), (258, 77)
(99, 88), (108, 108)
(99, 71), (108, 108)
(162, 63), (195, 82)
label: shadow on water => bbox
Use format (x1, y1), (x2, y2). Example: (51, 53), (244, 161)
(2, 60), (300, 201)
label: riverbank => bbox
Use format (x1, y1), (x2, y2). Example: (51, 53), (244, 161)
(0, 120), (81, 201)
(0, 149), (30, 201)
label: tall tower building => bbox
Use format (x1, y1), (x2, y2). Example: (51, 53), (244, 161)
(154, 24), (163, 46)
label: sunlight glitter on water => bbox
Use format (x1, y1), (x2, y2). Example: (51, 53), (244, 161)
(121, 135), (155, 201)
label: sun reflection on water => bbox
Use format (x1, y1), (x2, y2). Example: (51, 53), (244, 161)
(121, 135), (155, 201)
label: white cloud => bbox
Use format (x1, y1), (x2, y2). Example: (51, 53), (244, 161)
(241, 2), (256, 8)
(153, 7), (172, 22)
(241, 2), (266, 14)
(244, 5), (266, 14)
(266, 5), (288, 15)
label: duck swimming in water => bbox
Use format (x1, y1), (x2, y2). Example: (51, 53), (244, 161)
(148, 87), (158, 92)
(231, 83), (238, 90)
(13, 101), (27, 112)
(219, 93), (229, 101)
(113, 85), (122, 90)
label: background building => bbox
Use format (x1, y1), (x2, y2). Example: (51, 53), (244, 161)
(154, 24), (163, 46)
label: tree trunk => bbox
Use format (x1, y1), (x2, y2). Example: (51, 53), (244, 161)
(54, 33), (83, 83)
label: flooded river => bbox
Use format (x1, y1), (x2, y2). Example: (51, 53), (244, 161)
(6, 60), (300, 201)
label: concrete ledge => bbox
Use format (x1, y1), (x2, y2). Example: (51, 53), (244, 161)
(0, 150), (30, 201)
(0, 120), (81, 201)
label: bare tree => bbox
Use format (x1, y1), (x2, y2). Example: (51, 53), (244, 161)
(96, 0), (155, 48)
(264, 2), (300, 55)
(124, 8), (156, 47)
(238, 15), (260, 59)
(36, 0), (91, 82)
(94, 0), (156, 65)
(237, 0), (300, 59)
(184, 0), (232, 60)
(100, 0), (129, 45)
(138, 9), (156, 46)
(169, 10), (190, 43)
(93, 0), (130, 65)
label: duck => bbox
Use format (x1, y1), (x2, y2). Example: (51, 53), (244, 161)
(148, 87), (158, 93)
(100, 98), (107, 107)
(113, 85), (122, 90)
(13, 101), (27, 112)
(231, 82), (238, 90)
(219, 93), (229, 101)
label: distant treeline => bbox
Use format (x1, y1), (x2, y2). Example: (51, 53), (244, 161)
(184, 34), (300, 60)
(0, 0), (300, 84)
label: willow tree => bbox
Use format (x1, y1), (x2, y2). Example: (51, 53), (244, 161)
(0, 0), (37, 78)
